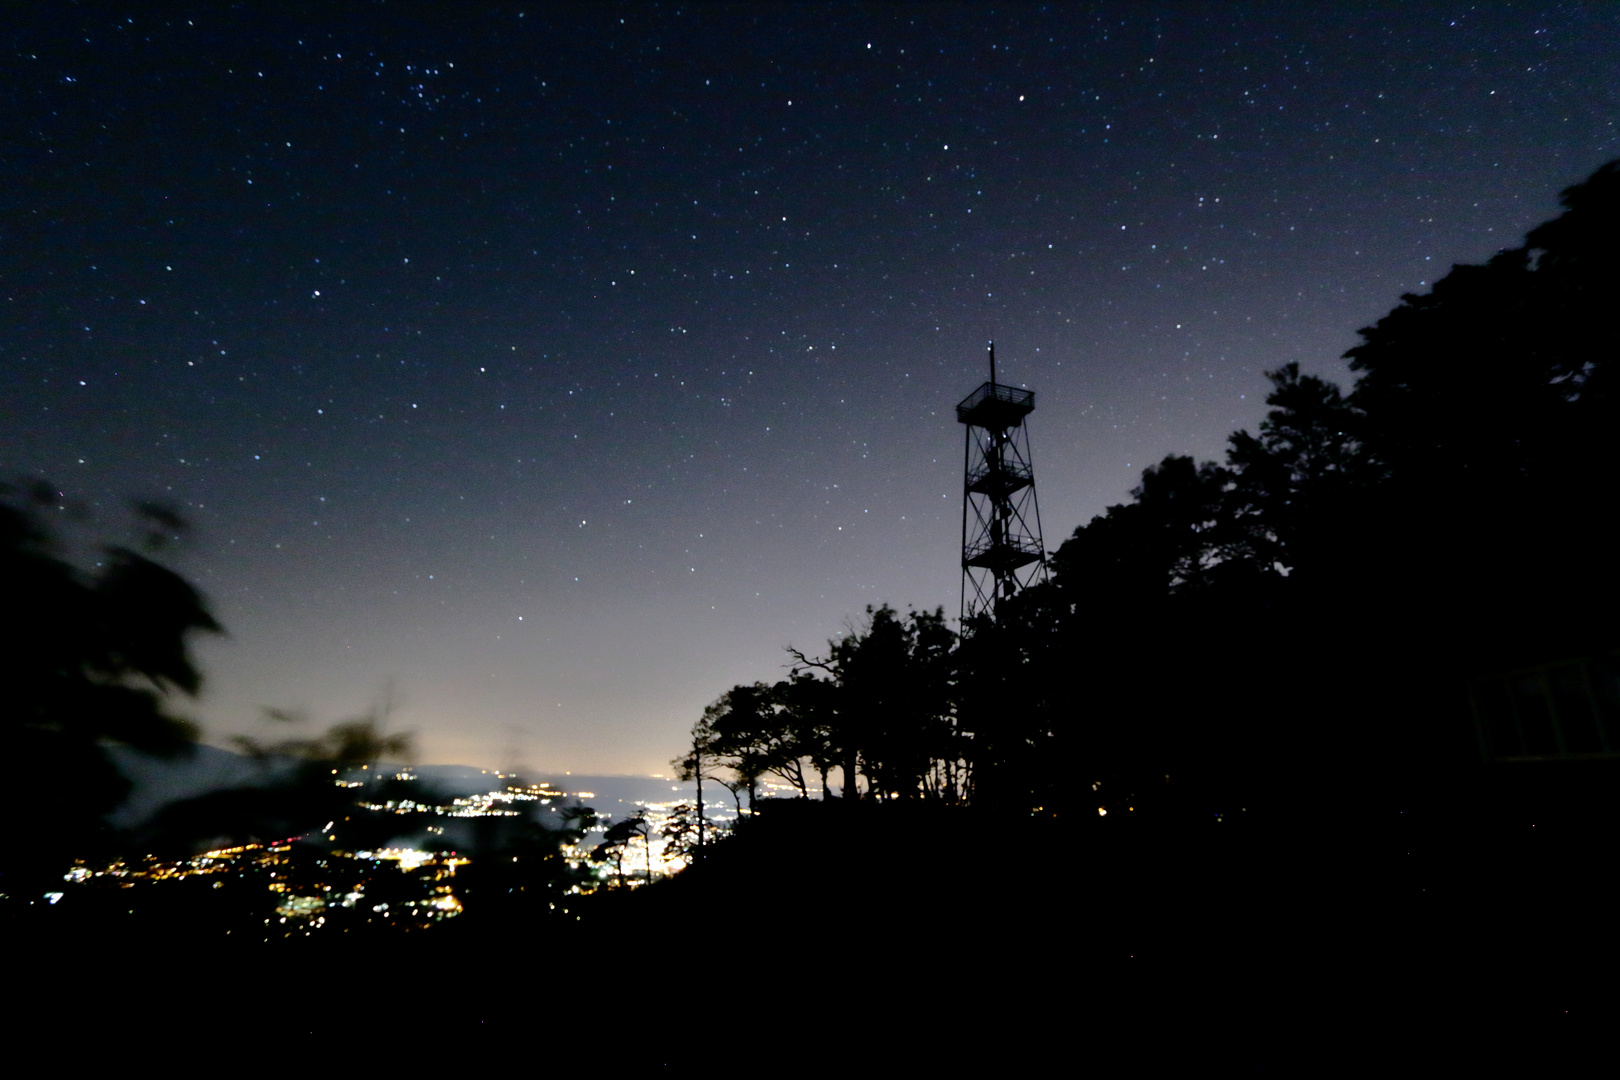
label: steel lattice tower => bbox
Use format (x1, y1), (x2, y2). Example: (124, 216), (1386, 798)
(958, 342), (1048, 625)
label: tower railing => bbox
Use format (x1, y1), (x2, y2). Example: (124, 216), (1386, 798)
(956, 382), (1034, 427)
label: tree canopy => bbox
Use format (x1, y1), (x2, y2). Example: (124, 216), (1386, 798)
(1, 484), (220, 896)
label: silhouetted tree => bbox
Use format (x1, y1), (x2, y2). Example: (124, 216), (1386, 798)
(772, 671), (841, 798)
(592, 808), (652, 886)
(1, 484), (219, 899)
(790, 605), (961, 802)
(659, 803), (702, 864)
(1223, 361), (1365, 581)
(674, 701), (752, 851)
(1050, 454), (1233, 603)
(700, 683), (782, 810)
(953, 588), (1068, 814)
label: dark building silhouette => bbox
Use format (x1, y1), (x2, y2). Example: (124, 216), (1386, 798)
(1468, 650), (1620, 763)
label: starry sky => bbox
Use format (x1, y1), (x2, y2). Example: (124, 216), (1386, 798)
(6, 3), (1618, 774)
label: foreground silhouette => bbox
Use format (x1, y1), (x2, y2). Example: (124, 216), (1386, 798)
(0, 485), (219, 901)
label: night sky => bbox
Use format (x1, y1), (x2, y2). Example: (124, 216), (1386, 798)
(6, 4), (1618, 774)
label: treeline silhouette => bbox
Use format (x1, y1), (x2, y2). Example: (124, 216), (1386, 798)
(680, 159), (1620, 836)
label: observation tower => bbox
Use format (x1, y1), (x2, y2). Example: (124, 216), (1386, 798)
(957, 342), (1048, 625)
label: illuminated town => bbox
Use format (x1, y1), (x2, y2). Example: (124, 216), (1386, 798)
(53, 770), (740, 938)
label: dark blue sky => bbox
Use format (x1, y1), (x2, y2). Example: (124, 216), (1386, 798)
(6, 3), (1618, 772)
